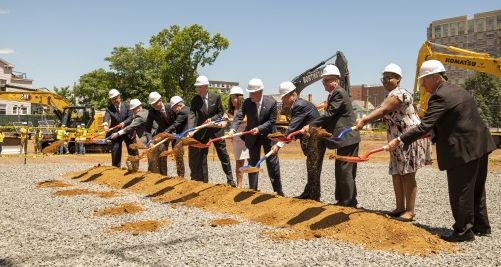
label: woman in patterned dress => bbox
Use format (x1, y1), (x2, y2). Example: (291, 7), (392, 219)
(224, 86), (250, 188)
(354, 63), (432, 222)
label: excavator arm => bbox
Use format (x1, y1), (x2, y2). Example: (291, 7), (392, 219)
(0, 91), (70, 120)
(414, 41), (501, 116)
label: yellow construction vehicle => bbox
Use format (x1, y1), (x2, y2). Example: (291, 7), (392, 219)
(277, 51), (350, 127)
(0, 91), (109, 152)
(414, 40), (501, 147)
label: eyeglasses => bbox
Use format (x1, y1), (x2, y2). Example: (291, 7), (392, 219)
(380, 76), (398, 83)
(322, 79), (335, 84)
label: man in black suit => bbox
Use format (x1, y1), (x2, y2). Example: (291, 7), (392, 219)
(271, 81), (320, 200)
(389, 60), (496, 242)
(145, 91), (174, 175)
(167, 96), (190, 177)
(188, 75), (235, 186)
(230, 78), (283, 196)
(109, 98), (151, 172)
(103, 89), (137, 167)
(304, 65), (361, 207)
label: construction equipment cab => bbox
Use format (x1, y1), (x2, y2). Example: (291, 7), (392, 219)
(277, 51), (350, 126)
(414, 40), (501, 147)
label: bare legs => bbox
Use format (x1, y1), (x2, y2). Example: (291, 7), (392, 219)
(235, 159), (245, 188)
(391, 172), (417, 219)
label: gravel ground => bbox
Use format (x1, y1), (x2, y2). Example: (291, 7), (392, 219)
(0, 159), (500, 266)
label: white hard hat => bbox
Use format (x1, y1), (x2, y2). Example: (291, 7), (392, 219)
(170, 96), (183, 109)
(129, 99), (142, 110)
(321, 64), (340, 77)
(229, 86), (244, 95)
(148, 91), (162, 105)
(279, 81), (296, 98)
(382, 63), (402, 77)
(247, 78), (264, 92)
(418, 60), (446, 79)
(108, 88), (120, 99)
(194, 75), (209, 86)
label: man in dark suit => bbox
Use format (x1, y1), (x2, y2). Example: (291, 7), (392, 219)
(304, 65), (361, 207)
(389, 60), (496, 242)
(230, 78), (283, 196)
(109, 98), (151, 172)
(145, 91), (174, 175)
(103, 89), (137, 167)
(188, 75), (235, 186)
(271, 81), (320, 200)
(167, 96), (190, 177)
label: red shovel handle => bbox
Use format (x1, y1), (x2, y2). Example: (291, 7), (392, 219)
(286, 129), (304, 141)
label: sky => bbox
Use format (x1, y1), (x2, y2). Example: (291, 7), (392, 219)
(0, 0), (499, 103)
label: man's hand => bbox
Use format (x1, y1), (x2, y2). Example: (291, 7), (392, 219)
(110, 133), (119, 140)
(118, 122), (125, 129)
(103, 125), (110, 132)
(354, 118), (365, 131)
(388, 138), (400, 151)
(251, 127), (259, 135)
(271, 145), (280, 155)
(227, 129), (236, 137)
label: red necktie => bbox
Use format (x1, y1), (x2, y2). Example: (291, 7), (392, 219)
(161, 109), (169, 124)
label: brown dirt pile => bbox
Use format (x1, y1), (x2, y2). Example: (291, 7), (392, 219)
(267, 132), (285, 139)
(53, 188), (121, 198)
(65, 166), (455, 256)
(94, 203), (144, 216)
(210, 218), (240, 227)
(37, 180), (72, 188)
(110, 219), (169, 234)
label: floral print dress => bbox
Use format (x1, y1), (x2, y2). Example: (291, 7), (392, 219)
(382, 87), (432, 175)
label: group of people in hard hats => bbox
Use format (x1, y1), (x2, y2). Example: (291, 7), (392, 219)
(102, 59), (494, 243)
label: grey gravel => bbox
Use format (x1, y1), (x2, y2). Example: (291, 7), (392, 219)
(0, 158), (500, 266)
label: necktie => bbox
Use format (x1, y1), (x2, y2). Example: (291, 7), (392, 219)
(116, 105), (120, 114)
(204, 96), (208, 113)
(256, 102), (261, 119)
(160, 109), (169, 124)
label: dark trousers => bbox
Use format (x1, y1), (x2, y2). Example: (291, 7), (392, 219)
(318, 142), (359, 205)
(111, 135), (137, 167)
(446, 154), (490, 235)
(188, 139), (233, 183)
(299, 138), (323, 199)
(148, 142), (168, 175)
(247, 138), (282, 194)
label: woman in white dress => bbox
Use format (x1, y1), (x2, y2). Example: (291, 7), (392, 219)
(225, 86), (250, 188)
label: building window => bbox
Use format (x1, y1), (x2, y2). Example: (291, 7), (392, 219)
(443, 24), (449, 37)
(486, 17), (494, 31)
(459, 22), (465, 35)
(21, 107), (28, 115)
(468, 20), (474, 34)
(0, 104), (5, 115)
(476, 18), (485, 32)
(450, 23), (457, 36)
(434, 25), (442, 38)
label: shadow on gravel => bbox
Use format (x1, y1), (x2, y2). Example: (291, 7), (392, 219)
(287, 206), (327, 226)
(251, 194), (276, 205)
(413, 223), (451, 236)
(234, 191), (257, 202)
(0, 258), (15, 267)
(310, 212), (350, 230)
(122, 175), (146, 189)
(155, 177), (172, 185)
(146, 181), (186, 198)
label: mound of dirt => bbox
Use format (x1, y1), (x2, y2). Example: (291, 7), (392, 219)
(65, 166), (455, 255)
(210, 218), (240, 227)
(37, 180), (72, 188)
(110, 219), (169, 235)
(94, 203), (144, 216)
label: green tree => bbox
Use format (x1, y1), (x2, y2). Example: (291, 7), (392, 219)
(464, 73), (501, 127)
(209, 88), (229, 111)
(53, 85), (75, 104)
(74, 68), (113, 109)
(150, 24), (229, 100)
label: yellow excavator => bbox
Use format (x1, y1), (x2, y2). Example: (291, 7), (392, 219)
(0, 91), (109, 152)
(414, 40), (501, 147)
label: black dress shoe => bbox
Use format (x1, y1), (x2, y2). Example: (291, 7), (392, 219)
(227, 180), (236, 187)
(335, 200), (358, 208)
(440, 230), (475, 242)
(472, 229), (491, 237)
(277, 191), (285, 197)
(294, 193), (319, 201)
(386, 210), (405, 217)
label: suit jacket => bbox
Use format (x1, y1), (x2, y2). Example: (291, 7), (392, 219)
(103, 102), (133, 136)
(166, 106), (190, 134)
(285, 98), (320, 136)
(145, 102), (175, 135)
(401, 81), (496, 170)
(188, 92), (224, 142)
(309, 86), (360, 148)
(119, 109), (149, 138)
(231, 95), (277, 147)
